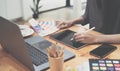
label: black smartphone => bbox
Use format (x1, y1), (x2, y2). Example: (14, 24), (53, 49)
(90, 43), (117, 58)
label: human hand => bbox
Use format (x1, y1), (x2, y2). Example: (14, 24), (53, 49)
(56, 20), (73, 29)
(73, 33), (98, 44)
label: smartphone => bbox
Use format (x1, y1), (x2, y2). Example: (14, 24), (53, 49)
(90, 43), (117, 58)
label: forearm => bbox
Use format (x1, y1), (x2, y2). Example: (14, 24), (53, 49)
(95, 34), (120, 43)
(70, 16), (84, 24)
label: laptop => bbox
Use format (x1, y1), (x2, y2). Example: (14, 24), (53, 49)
(0, 17), (75, 71)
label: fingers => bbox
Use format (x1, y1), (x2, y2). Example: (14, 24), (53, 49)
(56, 20), (74, 29)
(73, 33), (96, 44)
(75, 35), (85, 42)
(57, 23), (67, 29)
(56, 22), (63, 29)
(56, 21), (68, 29)
(73, 33), (86, 42)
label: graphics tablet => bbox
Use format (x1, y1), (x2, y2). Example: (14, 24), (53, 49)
(49, 30), (87, 49)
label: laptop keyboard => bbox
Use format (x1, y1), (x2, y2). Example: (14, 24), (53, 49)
(25, 42), (48, 66)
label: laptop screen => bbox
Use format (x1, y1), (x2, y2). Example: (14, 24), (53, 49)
(0, 17), (34, 71)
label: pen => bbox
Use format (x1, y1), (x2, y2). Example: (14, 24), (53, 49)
(84, 27), (95, 33)
(70, 27), (95, 41)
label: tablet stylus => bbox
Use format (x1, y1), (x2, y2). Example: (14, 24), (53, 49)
(70, 27), (95, 41)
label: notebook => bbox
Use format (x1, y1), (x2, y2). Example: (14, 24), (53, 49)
(0, 17), (75, 71)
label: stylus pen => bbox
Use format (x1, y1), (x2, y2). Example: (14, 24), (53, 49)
(70, 27), (95, 41)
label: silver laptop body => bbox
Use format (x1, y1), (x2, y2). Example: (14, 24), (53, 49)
(0, 17), (75, 71)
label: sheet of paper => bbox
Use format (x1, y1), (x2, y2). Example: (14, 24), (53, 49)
(29, 19), (59, 36)
(75, 24), (90, 29)
(38, 20), (59, 36)
(83, 24), (90, 29)
(75, 24), (95, 34)
(65, 61), (90, 71)
(77, 61), (90, 71)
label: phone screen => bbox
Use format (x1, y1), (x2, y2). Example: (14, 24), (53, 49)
(49, 30), (87, 49)
(90, 43), (117, 58)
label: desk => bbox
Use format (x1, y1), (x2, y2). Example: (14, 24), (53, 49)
(0, 25), (120, 71)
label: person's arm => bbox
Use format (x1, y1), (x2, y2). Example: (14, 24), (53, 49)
(57, 0), (89, 29)
(74, 33), (120, 44)
(56, 16), (84, 29)
(70, 0), (89, 25)
(95, 34), (120, 43)
(68, 16), (84, 24)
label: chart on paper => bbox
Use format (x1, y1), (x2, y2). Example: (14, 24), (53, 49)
(29, 19), (59, 36)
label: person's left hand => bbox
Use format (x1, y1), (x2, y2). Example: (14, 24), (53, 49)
(73, 33), (97, 44)
(55, 20), (74, 29)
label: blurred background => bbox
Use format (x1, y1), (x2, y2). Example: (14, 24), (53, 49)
(0, 0), (86, 24)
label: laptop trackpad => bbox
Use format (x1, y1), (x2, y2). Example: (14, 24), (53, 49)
(24, 36), (51, 53)
(33, 40), (51, 53)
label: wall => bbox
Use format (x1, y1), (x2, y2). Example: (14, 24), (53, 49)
(73, 0), (86, 18)
(0, 0), (85, 20)
(22, 0), (66, 20)
(0, 0), (22, 20)
(0, 0), (66, 20)
(0, 0), (7, 18)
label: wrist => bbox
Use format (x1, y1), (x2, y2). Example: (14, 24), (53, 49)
(67, 20), (74, 26)
(94, 35), (106, 43)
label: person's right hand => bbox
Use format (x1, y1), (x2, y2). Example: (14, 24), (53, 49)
(73, 33), (98, 44)
(56, 20), (74, 29)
